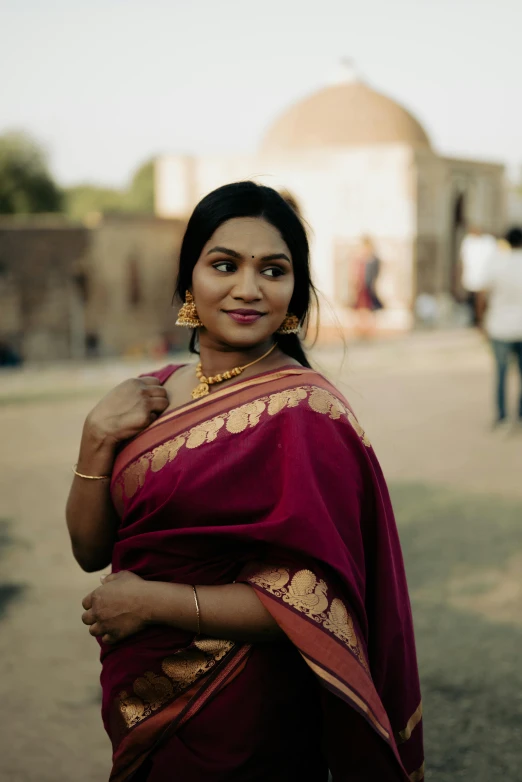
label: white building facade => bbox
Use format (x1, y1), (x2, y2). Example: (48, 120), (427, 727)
(155, 73), (505, 332)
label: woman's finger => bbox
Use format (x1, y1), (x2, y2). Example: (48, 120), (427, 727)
(82, 609), (95, 626)
(82, 593), (93, 610)
(150, 398), (170, 415)
(102, 633), (117, 645)
(147, 395), (169, 406)
(88, 622), (103, 637)
(101, 572), (119, 583)
(145, 387), (168, 398)
(139, 377), (164, 387)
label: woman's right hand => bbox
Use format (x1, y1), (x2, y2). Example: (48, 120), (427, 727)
(85, 377), (170, 446)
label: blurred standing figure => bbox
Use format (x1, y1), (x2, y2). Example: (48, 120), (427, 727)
(460, 225), (497, 325)
(480, 227), (522, 428)
(352, 236), (383, 336)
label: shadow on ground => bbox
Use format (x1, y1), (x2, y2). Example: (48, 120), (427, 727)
(0, 519), (26, 620)
(391, 483), (522, 781)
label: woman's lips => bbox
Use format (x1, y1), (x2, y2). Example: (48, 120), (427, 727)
(225, 311), (265, 324)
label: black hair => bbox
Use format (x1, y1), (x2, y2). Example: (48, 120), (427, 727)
(175, 180), (318, 368)
(505, 227), (522, 249)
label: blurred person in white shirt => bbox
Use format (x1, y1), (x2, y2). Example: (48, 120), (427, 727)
(479, 227), (522, 428)
(460, 226), (497, 325)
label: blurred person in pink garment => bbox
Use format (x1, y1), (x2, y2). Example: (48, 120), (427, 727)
(351, 236), (383, 337)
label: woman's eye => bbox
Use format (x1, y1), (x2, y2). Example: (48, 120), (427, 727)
(262, 267), (285, 278)
(213, 262), (236, 273)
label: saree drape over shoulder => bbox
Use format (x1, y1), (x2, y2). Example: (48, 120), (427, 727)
(102, 365), (424, 782)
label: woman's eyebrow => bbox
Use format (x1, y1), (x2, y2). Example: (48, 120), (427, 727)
(206, 247), (291, 264)
(261, 253), (291, 264)
(206, 246), (241, 259)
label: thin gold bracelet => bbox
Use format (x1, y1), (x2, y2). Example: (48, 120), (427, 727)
(192, 585), (201, 636)
(72, 464), (111, 481)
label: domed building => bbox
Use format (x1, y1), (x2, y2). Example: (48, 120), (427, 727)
(260, 79), (431, 153)
(155, 68), (505, 331)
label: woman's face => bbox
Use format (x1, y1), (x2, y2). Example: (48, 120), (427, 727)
(191, 217), (295, 349)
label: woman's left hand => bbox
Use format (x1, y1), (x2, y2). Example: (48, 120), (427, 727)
(82, 570), (152, 644)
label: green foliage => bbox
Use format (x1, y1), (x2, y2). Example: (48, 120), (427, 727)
(0, 130), (156, 220)
(63, 158), (155, 220)
(63, 185), (126, 221)
(126, 158), (155, 213)
(0, 131), (62, 214)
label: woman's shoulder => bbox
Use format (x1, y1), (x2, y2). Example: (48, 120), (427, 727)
(138, 364), (186, 384)
(261, 369), (371, 449)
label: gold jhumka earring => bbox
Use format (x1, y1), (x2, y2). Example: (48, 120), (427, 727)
(176, 291), (203, 328)
(276, 313), (300, 334)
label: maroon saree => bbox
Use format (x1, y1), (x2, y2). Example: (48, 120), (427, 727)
(102, 365), (424, 781)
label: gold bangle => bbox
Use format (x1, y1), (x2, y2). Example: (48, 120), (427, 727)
(73, 464), (111, 481)
(192, 585), (201, 636)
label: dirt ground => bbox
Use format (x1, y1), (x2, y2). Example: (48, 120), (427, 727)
(1, 330), (521, 781)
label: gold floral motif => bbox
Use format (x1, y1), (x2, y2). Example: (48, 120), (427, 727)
(226, 399), (266, 434)
(117, 385), (370, 501)
(123, 455), (150, 498)
(248, 566), (370, 672)
(283, 570), (329, 617)
(324, 598), (357, 648)
(118, 638), (234, 729)
(267, 387), (308, 415)
(150, 435), (185, 472)
(133, 671), (174, 709)
(186, 417), (225, 449)
(118, 690), (146, 727)
(308, 388), (341, 418)
(346, 410), (371, 447)
(247, 567), (290, 591)
(161, 649), (208, 682)
(193, 637), (235, 655)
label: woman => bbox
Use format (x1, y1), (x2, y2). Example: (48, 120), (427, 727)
(352, 237), (384, 337)
(66, 182), (424, 781)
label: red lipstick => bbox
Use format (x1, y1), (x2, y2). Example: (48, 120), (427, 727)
(225, 309), (265, 324)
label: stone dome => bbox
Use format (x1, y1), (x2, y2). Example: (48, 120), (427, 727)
(260, 78), (431, 153)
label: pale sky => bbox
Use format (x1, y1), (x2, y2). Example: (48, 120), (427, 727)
(1, 0), (521, 187)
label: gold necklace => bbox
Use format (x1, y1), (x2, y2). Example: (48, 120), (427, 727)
(192, 343), (277, 399)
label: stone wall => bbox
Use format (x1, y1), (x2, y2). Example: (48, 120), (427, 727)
(82, 215), (187, 357)
(415, 153), (505, 302)
(0, 215), (187, 363)
(0, 220), (89, 361)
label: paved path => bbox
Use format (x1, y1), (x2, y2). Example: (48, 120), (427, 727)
(0, 330), (521, 780)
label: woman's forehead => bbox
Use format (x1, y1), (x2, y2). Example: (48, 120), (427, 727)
(206, 217), (289, 255)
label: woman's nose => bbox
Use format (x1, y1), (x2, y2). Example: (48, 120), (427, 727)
(232, 269), (262, 301)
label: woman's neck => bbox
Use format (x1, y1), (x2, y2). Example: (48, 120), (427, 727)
(197, 337), (279, 378)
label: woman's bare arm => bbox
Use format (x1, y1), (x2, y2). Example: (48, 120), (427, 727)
(82, 571), (283, 643)
(65, 421), (118, 572)
(149, 581), (282, 642)
(66, 377), (169, 572)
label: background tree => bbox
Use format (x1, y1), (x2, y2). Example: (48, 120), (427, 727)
(0, 131), (62, 214)
(63, 158), (156, 220)
(125, 158), (155, 213)
(63, 184), (126, 221)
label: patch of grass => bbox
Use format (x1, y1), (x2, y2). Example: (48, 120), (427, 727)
(391, 483), (522, 780)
